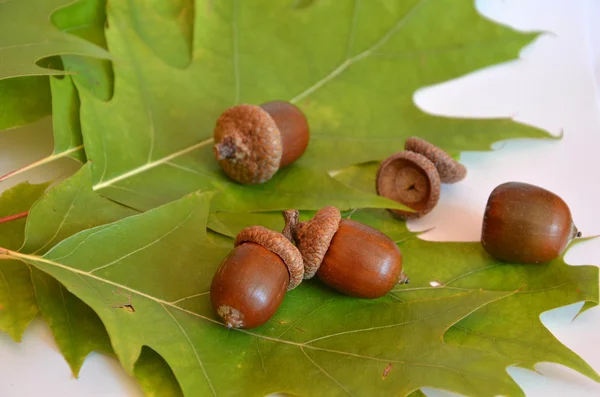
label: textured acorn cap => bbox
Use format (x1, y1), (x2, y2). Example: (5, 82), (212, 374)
(235, 226), (304, 289)
(213, 105), (282, 184)
(376, 151), (441, 219)
(405, 137), (467, 183)
(282, 207), (341, 279)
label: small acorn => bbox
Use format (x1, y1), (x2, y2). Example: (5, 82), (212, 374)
(213, 101), (310, 184)
(481, 182), (581, 264)
(283, 207), (406, 299)
(210, 226), (303, 329)
(376, 137), (466, 219)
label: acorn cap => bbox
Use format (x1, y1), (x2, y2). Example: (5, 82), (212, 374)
(376, 151), (441, 219)
(213, 105), (282, 184)
(405, 137), (467, 183)
(235, 226), (304, 289)
(282, 207), (341, 279)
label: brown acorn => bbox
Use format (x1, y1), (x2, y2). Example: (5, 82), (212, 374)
(213, 101), (309, 184)
(481, 182), (581, 264)
(283, 207), (406, 299)
(210, 226), (303, 329)
(376, 151), (441, 219)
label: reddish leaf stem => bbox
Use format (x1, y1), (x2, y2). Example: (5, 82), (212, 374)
(0, 211), (28, 225)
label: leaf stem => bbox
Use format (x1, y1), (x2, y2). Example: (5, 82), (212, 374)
(0, 211), (28, 225)
(0, 246), (11, 259)
(0, 145), (84, 183)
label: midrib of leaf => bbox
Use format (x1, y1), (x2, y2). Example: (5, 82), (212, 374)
(0, 247), (518, 388)
(289, 0), (428, 104)
(92, 137), (214, 190)
(0, 145), (84, 183)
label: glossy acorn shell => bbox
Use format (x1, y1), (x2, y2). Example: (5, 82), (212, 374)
(261, 101), (310, 167)
(481, 182), (579, 264)
(317, 219), (403, 298)
(210, 242), (289, 329)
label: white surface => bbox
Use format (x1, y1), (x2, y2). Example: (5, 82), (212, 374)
(0, 0), (599, 396)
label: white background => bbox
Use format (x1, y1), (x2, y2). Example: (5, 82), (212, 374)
(0, 0), (599, 396)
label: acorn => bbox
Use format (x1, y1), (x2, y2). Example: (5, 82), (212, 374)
(282, 207), (406, 299)
(213, 101), (310, 184)
(481, 182), (581, 264)
(210, 226), (303, 329)
(376, 137), (466, 219)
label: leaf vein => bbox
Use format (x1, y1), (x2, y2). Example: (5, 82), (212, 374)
(162, 303), (216, 396)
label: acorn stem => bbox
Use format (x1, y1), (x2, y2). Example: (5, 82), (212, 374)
(282, 210), (299, 243)
(398, 270), (409, 285)
(570, 223), (582, 239)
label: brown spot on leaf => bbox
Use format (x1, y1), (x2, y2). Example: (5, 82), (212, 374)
(112, 290), (135, 313)
(117, 304), (135, 313)
(382, 363), (393, 379)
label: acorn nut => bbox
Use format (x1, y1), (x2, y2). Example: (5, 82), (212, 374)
(481, 182), (581, 264)
(283, 207), (406, 299)
(210, 226), (303, 329)
(213, 101), (310, 184)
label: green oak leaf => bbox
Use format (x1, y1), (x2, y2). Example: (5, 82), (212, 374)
(395, 237), (600, 382)
(0, 166), (184, 394)
(5, 192), (533, 397)
(0, 182), (49, 341)
(20, 165), (136, 256)
(45, 0), (112, 164)
(0, 77), (51, 131)
(51, 0), (114, 100)
(135, 346), (184, 397)
(0, 0), (110, 133)
(0, 0), (107, 80)
(0, 0), (111, 180)
(49, 75), (87, 163)
(78, 0), (549, 212)
(18, 165), (136, 374)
